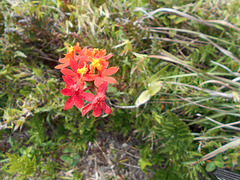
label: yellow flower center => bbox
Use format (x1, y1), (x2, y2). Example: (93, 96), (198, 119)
(68, 46), (74, 54)
(77, 63), (88, 78)
(91, 58), (102, 71)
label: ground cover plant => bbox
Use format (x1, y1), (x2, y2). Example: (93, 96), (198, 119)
(0, 0), (240, 179)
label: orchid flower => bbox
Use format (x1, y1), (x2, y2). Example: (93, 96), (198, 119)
(82, 81), (112, 117)
(61, 76), (95, 110)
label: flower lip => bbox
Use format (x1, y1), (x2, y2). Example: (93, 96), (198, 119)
(68, 46), (74, 54)
(91, 58), (102, 69)
(77, 63), (88, 77)
(92, 92), (105, 105)
(69, 84), (79, 91)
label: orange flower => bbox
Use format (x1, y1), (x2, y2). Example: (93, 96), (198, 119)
(57, 44), (118, 117)
(85, 48), (113, 73)
(61, 59), (91, 89)
(55, 43), (86, 69)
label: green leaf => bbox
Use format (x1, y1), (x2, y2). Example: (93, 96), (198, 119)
(213, 24), (225, 31)
(71, 158), (78, 167)
(36, 83), (46, 95)
(135, 90), (150, 107)
(168, 14), (177, 19)
(32, 67), (43, 77)
(73, 155), (80, 160)
(215, 161), (223, 168)
(60, 155), (71, 162)
(174, 17), (187, 24)
(148, 81), (162, 96)
(62, 148), (71, 153)
(148, 64), (170, 83)
(206, 161), (216, 172)
(138, 157), (152, 171)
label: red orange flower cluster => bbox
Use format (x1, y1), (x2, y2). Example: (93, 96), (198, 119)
(55, 43), (118, 117)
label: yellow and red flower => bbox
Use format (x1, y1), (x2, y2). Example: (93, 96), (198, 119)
(57, 44), (118, 116)
(61, 59), (90, 89)
(55, 43), (86, 69)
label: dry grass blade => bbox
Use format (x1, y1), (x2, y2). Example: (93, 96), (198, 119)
(41, 5), (65, 21)
(209, 121), (240, 131)
(199, 33), (240, 64)
(191, 138), (240, 165)
(163, 97), (215, 115)
(149, 27), (240, 63)
(166, 81), (238, 99)
(145, 36), (202, 46)
(206, 20), (240, 32)
(149, 53), (240, 88)
(199, 80), (237, 91)
(94, 140), (113, 166)
(134, 7), (216, 28)
(210, 61), (240, 77)
(197, 114), (240, 131)
(175, 95), (233, 114)
(149, 27), (236, 46)
(120, 162), (141, 169)
(148, 55), (196, 72)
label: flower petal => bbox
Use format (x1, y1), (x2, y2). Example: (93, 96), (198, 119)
(55, 63), (69, 69)
(75, 95), (84, 109)
(101, 102), (112, 114)
(97, 49), (106, 57)
(97, 81), (108, 94)
(77, 79), (85, 90)
(82, 93), (95, 102)
(70, 59), (79, 72)
(76, 49), (85, 56)
(103, 76), (117, 84)
(102, 54), (113, 60)
(61, 88), (74, 96)
(83, 74), (98, 81)
(82, 103), (93, 116)
(59, 58), (70, 63)
(94, 77), (104, 87)
(102, 61), (109, 70)
(62, 76), (75, 87)
(102, 67), (119, 76)
(76, 55), (88, 63)
(61, 68), (77, 77)
(78, 58), (86, 67)
(64, 96), (75, 110)
(93, 104), (101, 117)
(72, 76), (78, 83)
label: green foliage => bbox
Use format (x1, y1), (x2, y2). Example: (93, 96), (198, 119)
(136, 112), (202, 179)
(5, 153), (36, 179)
(154, 112), (193, 162)
(60, 147), (81, 167)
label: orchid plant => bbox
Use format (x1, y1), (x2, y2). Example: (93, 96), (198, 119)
(55, 43), (118, 117)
